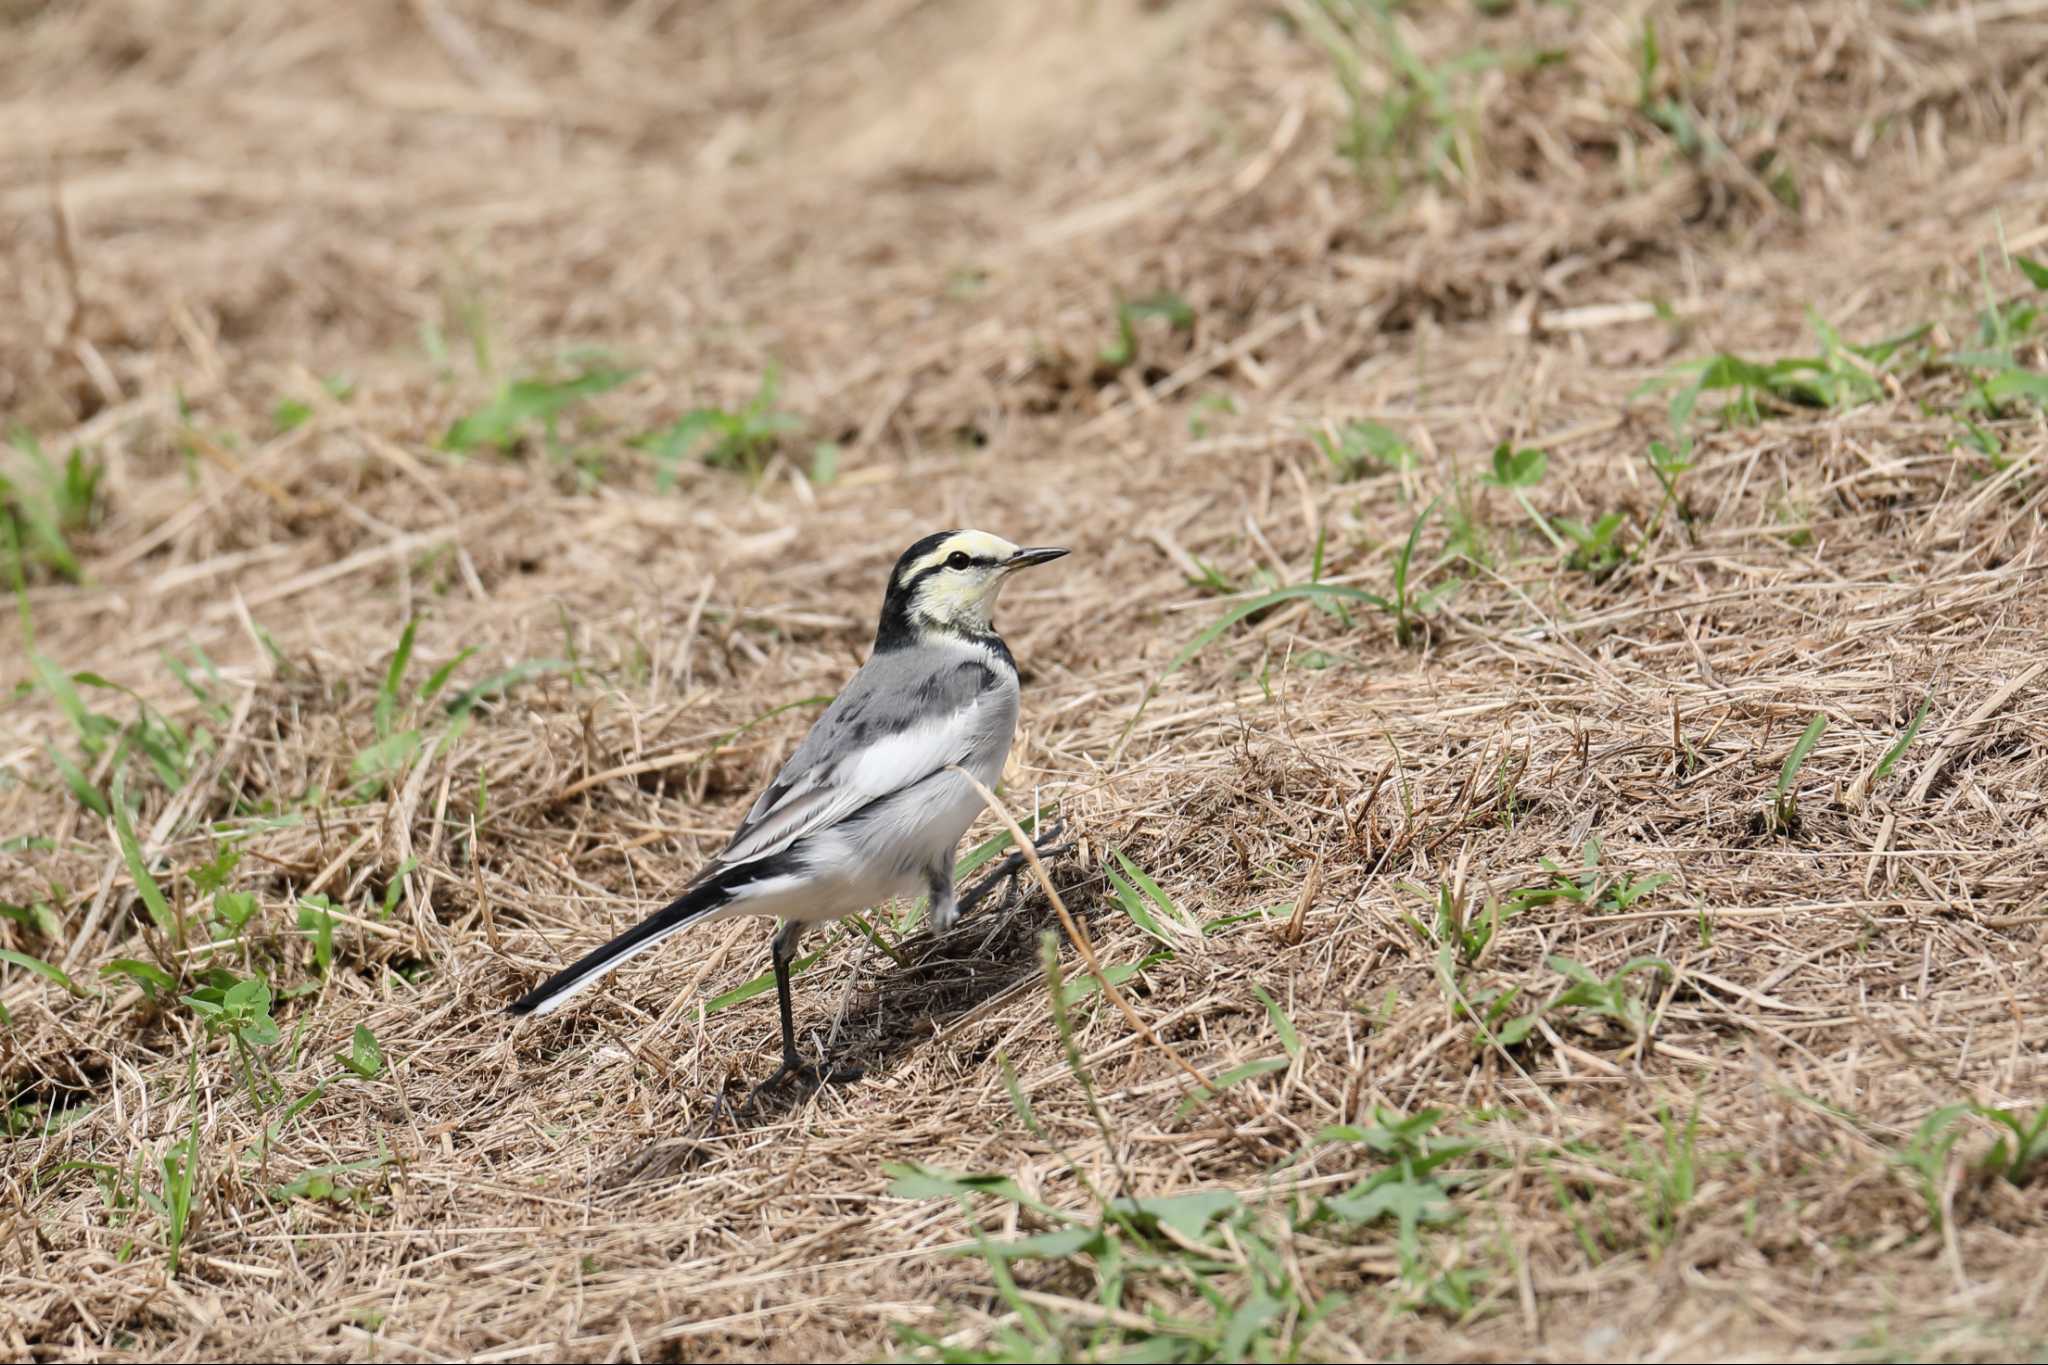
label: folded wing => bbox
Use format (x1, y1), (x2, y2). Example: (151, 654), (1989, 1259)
(709, 657), (997, 871)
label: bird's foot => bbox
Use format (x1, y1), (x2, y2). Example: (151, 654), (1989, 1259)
(734, 1053), (865, 1119)
(956, 819), (1077, 918)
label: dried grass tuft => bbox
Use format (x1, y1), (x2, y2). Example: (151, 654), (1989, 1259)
(3, 1), (2047, 1360)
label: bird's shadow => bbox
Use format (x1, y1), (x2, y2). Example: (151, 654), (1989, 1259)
(601, 853), (1098, 1186)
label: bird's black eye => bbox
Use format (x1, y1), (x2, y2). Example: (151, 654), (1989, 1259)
(945, 551), (973, 570)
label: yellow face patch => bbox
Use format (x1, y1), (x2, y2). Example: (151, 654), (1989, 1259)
(897, 530), (1020, 588)
(901, 530), (1024, 633)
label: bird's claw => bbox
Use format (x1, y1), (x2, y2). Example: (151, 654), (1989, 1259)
(956, 819), (1076, 916)
(734, 1053), (864, 1119)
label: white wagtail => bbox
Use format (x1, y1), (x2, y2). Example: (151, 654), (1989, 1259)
(506, 530), (1068, 1092)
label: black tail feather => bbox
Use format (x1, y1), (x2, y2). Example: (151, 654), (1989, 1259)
(505, 875), (733, 1018)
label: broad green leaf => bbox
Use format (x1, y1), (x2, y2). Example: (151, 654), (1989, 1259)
(340, 1023), (383, 1079)
(224, 975), (270, 1014)
(1985, 370), (2048, 406)
(270, 1153), (388, 1206)
(1484, 442), (1547, 488)
(214, 890), (257, 933)
(1314, 419), (1417, 478)
(1544, 954), (1599, 986)
(883, 1161), (1062, 1217)
(635, 410), (723, 479)
(1325, 1170), (1458, 1255)
(977, 1227), (1101, 1261)
(1496, 1014), (1539, 1045)
(442, 368), (635, 453)
(1220, 1290), (1283, 1361)
(1112, 1188), (1242, 1244)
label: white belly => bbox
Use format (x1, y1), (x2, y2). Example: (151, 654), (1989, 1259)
(732, 753), (1009, 925)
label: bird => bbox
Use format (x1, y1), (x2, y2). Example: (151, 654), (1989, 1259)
(505, 529), (1069, 1096)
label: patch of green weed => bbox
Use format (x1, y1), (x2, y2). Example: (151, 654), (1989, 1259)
(1312, 418), (1417, 482)
(635, 365), (803, 486)
(1766, 713), (1827, 836)
(1099, 290), (1194, 371)
(1, 432), (101, 583)
(442, 361), (634, 463)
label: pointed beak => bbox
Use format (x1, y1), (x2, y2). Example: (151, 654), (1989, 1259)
(1006, 546), (1070, 570)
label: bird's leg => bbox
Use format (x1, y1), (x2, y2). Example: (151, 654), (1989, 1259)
(770, 918), (806, 1074)
(954, 818), (1076, 920)
(738, 919), (862, 1116)
(926, 860), (962, 935)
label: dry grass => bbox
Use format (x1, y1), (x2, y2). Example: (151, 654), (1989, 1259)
(4, 0), (2048, 1359)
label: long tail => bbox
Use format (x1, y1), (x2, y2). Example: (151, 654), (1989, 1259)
(505, 875), (739, 1019)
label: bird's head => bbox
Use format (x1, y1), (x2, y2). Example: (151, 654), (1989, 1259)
(877, 529), (1068, 648)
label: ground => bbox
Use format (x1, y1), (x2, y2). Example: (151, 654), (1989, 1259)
(3, 1), (2047, 1360)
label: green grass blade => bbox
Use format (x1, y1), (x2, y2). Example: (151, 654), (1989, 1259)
(374, 620), (418, 737)
(0, 947), (88, 997)
(110, 767), (177, 938)
(1106, 866), (1172, 947)
(1984, 370), (2048, 407)
(1252, 983), (1301, 1058)
(32, 653), (106, 752)
(1118, 583), (1393, 748)
(102, 958), (177, 998)
(1111, 849), (1183, 929)
(1870, 698), (1932, 786)
(442, 659), (573, 717)
(1776, 713), (1829, 801)
(703, 949), (823, 1014)
(953, 810), (1045, 882)
(691, 695), (836, 782)
(47, 744), (108, 816)
(1176, 1057), (1290, 1118)
(420, 646), (478, 704)
(1057, 954), (1162, 1008)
